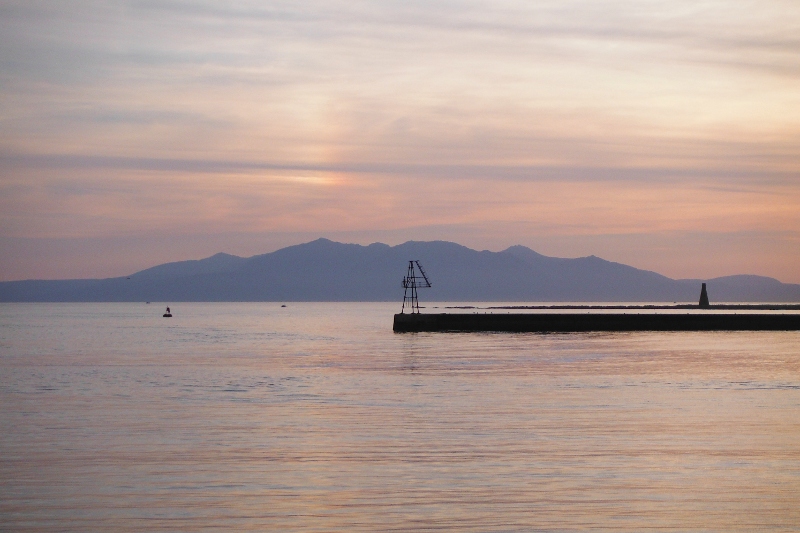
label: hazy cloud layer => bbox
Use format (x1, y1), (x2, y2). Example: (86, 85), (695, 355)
(1, 0), (799, 282)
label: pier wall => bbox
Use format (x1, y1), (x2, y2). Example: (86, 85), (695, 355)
(393, 312), (800, 332)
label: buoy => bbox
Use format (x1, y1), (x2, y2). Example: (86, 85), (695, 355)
(163, 306), (172, 318)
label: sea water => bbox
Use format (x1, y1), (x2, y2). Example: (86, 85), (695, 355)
(1, 302), (799, 532)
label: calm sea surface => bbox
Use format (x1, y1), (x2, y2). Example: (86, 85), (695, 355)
(1, 302), (799, 532)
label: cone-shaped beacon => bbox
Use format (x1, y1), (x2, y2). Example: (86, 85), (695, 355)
(699, 283), (710, 308)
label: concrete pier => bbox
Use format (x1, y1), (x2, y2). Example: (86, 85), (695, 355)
(393, 311), (800, 332)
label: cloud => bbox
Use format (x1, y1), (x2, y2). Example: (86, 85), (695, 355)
(1, 0), (799, 282)
(2, 149), (797, 185)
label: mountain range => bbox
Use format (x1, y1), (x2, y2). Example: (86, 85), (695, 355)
(1, 238), (798, 302)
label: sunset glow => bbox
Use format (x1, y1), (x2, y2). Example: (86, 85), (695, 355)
(1, 1), (798, 281)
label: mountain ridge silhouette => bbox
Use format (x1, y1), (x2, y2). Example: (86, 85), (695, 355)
(1, 238), (798, 302)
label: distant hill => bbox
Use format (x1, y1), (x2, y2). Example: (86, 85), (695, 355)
(1, 238), (799, 302)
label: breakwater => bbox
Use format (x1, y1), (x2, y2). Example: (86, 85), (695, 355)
(393, 311), (800, 332)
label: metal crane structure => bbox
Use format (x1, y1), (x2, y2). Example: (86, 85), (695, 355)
(401, 260), (432, 314)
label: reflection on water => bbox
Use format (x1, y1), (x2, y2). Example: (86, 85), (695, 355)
(1, 302), (799, 531)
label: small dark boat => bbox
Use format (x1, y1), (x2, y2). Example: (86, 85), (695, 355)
(163, 306), (172, 318)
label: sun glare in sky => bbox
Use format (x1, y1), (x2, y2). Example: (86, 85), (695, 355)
(1, 1), (798, 281)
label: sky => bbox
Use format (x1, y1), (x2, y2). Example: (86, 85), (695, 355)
(1, 0), (799, 283)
